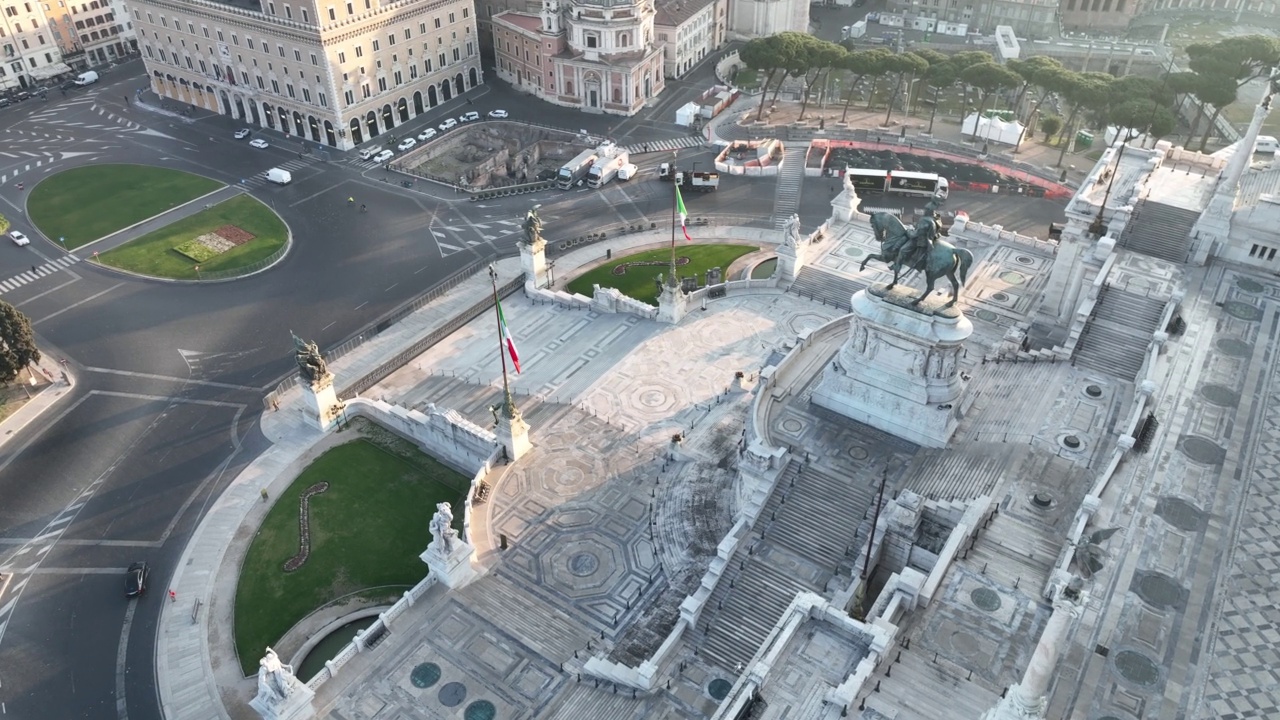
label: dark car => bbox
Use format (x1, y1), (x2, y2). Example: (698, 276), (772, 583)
(0, 98), (9, 108)
(125, 561), (150, 597)
(60, 81), (77, 91)
(16, 91), (30, 101)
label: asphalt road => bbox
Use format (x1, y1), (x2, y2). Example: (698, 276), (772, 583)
(0, 54), (1066, 720)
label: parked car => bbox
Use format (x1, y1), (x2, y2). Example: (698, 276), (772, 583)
(488, 109), (508, 119)
(60, 81), (78, 91)
(460, 111), (480, 122)
(234, 128), (252, 139)
(438, 118), (458, 131)
(10, 230), (30, 246)
(125, 561), (149, 597)
(397, 137), (417, 151)
(373, 149), (394, 163)
(249, 138), (269, 149)
(417, 128), (437, 141)
(0, 98), (10, 108)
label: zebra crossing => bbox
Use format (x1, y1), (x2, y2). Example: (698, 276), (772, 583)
(431, 217), (523, 256)
(0, 254), (81, 295)
(621, 135), (705, 154)
(236, 156), (319, 188)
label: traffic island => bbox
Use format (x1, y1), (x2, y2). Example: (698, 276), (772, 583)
(96, 194), (288, 280)
(233, 421), (468, 676)
(27, 164), (223, 249)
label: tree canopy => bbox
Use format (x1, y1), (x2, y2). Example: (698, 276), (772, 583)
(0, 301), (39, 384)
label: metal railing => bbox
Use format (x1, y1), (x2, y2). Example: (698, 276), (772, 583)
(197, 242), (290, 281)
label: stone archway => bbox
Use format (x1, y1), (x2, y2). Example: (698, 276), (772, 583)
(584, 72), (601, 109)
(381, 103), (395, 130)
(428, 85), (439, 107)
(366, 111), (379, 138)
(413, 91), (424, 115)
(325, 120), (337, 147)
(249, 101), (261, 125)
(308, 115), (321, 142)
(263, 102), (276, 128)
(397, 97), (409, 122)
(469, 67), (479, 88)
(278, 106), (291, 135)
(441, 80), (452, 102)
(350, 118), (364, 145)
(220, 90), (234, 118)
(453, 73), (464, 96)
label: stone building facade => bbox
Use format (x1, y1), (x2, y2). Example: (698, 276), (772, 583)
(883, 0), (1056, 38)
(654, 0), (726, 79)
(129, 0), (482, 149)
(0, 0), (72, 90)
(1058, 0), (1139, 32)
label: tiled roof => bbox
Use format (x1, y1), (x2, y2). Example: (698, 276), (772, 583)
(654, 0), (714, 28)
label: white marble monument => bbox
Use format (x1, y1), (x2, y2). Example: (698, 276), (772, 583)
(495, 394), (532, 462)
(830, 169), (863, 224)
(776, 213), (807, 283)
(657, 275), (690, 325)
(249, 648), (315, 720)
(982, 579), (1088, 719)
(811, 287), (973, 447)
(518, 206), (549, 288)
(420, 501), (479, 588)
(292, 333), (341, 431)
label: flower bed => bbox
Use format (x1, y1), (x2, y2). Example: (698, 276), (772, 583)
(173, 224), (256, 262)
(283, 481), (331, 573)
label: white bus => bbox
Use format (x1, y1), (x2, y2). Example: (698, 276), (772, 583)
(842, 167), (948, 200)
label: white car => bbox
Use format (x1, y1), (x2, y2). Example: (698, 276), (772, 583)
(438, 118), (458, 131)
(10, 230), (30, 246)
(397, 138), (417, 151)
(460, 111), (480, 122)
(249, 138), (269, 149)
(417, 128), (437, 141)
(234, 128), (252, 139)
(359, 147), (379, 160)
(488, 109), (508, 119)
(373, 149), (394, 163)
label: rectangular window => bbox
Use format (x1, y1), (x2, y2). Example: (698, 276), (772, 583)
(277, 44), (285, 57)
(394, 70), (401, 84)
(344, 89), (354, 104)
(419, 21), (426, 33)
(293, 49), (300, 60)
(158, 48), (167, 61)
(328, 7), (335, 20)
(203, 26), (209, 38)
(198, 59), (206, 73)
(361, 84), (371, 98)
(452, 47), (459, 61)
(346, 1), (353, 14)
(310, 52), (318, 65)
(388, 34), (395, 45)
(216, 30), (224, 41)
(268, 2), (275, 14)
(271, 79), (279, 93)
(285, 5), (292, 19)
(301, 7), (308, 22)
(187, 22), (194, 32)
(256, 75), (265, 89)
(404, 28), (411, 40)
(463, 6), (469, 17)
(338, 50), (345, 63)
(247, 38), (254, 49)
(355, 45), (362, 57)
(241, 70), (250, 84)
(466, 41), (473, 56)
(302, 87), (311, 102)
(433, 17), (441, 28)
(144, 44), (153, 57)
(185, 55), (192, 69)
(438, 52), (445, 67)
(377, 76), (386, 91)
(372, 39), (379, 51)
(286, 83), (295, 98)
(231, 33), (238, 45)
(319, 92), (327, 107)
(424, 57), (432, 72)
(448, 11), (454, 22)
(409, 65), (417, 79)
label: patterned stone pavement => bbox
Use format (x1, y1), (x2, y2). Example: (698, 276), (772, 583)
(1045, 265), (1280, 720)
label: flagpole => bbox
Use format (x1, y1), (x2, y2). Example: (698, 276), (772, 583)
(489, 265), (514, 414)
(668, 151), (678, 289)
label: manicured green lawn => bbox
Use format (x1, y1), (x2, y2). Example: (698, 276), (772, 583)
(567, 244), (758, 304)
(234, 427), (468, 675)
(27, 165), (222, 249)
(98, 194), (287, 279)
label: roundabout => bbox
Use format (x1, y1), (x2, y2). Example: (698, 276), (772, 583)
(26, 164), (290, 281)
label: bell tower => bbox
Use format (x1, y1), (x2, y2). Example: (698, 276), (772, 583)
(541, 0), (562, 34)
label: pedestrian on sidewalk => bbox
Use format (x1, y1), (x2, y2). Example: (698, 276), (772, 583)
(168, 589), (177, 602)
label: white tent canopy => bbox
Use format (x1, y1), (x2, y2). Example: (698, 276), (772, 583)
(30, 62), (74, 80)
(962, 113), (1025, 146)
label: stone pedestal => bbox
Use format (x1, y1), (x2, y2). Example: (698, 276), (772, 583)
(250, 649), (316, 720)
(657, 282), (689, 325)
(300, 373), (341, 431)
(420, 538), (479, 589)
(496, 404), (532, 462)
(519, 236), (549, 288)
(811, 287), (973, 448)
(830, 185), (862, 224)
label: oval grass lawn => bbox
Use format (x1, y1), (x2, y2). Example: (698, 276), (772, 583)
(566, 243), (758, 304)
(98, 194), (286, 279)
(28, 164), (223, 249)
(234, 429), (468, 675)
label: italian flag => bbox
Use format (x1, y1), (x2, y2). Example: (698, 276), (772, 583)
(675, 184), (692, 243)
(497, 298), (522, 374)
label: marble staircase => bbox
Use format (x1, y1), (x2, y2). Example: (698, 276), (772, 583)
(1117, 199), (1199, 263)
(773, 145), (807, 229)
(788, 266), (866, 307)
(1072, 286), (1165, 379)
(759, 464), (878, 573)
(963, 507), (1059, 593)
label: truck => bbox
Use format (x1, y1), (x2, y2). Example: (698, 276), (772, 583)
(617, 163), (639, 181)
(74, 70), (99, 86)
(842, 167), (947, 199)
(586, 144), (630, 188)
(557, 148), (599, 189)
(265, 167), (293, 185)
(674, 170), (719, 192)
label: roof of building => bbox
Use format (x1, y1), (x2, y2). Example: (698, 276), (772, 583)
(654, 0), (715, 28)
(492, 10), (545, 34)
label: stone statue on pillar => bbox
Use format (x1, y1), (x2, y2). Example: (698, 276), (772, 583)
(429, 502), (457, 554)
(291, 332), (339, 431)
(421, 501), (479, 588)
(249, 647), (315, 720)
(831, 167), (863, 224)
(777, 214), (808, 284)
(518, 205), (549, 288)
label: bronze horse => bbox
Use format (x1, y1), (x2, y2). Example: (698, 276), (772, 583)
(860, 212), (974, 307)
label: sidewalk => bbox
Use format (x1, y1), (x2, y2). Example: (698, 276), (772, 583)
(79, 185), (245, 255)
(0, 354), (75, 454)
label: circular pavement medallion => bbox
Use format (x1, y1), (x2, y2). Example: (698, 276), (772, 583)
(970, 587), (1002, 612)
(1031, 492), (1054, 509)
(1223, 301), (1262, 321)
(464, 700), (497, 720)
(990, 292), (1010, 302)
(1085, 384), (1103, 398)
(568, 552), (600, 577)
(411, 663), (442, 689)
(1113, 649), (1161, 688)
(1016, 255), (1035, 265)
(781, 418), (804, 434)
(1061, 435), (1082, 450)
(1215, 338), (1252, 357)
(1154, 496), (1205, 532)
(998, 271), (1027, 285)
(848, 447), (869, 460)
(975, 309), (999, 322)
(1178, 435), (1225, 465)
(708, 679), (732, 701)
(639, 388), (669, 408)
(1134, 571), (1185, 611)
(843, 246), (866, 258)
(439, 681), (467, 707)
(1236, 277), (1265, 293)
(1199, 384), (1239, 407)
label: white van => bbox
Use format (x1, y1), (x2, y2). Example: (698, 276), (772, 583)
(266, 167), (292, 185)
(1255, 136), (1278, 154)
(74, 70), (99, 86)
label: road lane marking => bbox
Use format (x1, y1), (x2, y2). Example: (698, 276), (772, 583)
(82, 366), (260, 392)
(31, 282), (124, 326)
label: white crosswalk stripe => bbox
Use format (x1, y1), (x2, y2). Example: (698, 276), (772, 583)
(0, 254), (82, 295)
(621, 136), (705, 155)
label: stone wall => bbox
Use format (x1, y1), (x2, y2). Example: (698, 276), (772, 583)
(345, 398), (498, 476)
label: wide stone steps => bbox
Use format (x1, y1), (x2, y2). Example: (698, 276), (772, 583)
(789, 265), (866, 307)
(1073, 287), (1165, 380)
(1117, 199), (1199, 263)
(761, 465), (877, 572)
(964, 510), (1059, 592)
(698, 559), (816, 672)
(856, 641), (1001, 718)
(460, 573), (593, 662)
(544, 682), (650, 720)
(773, 146), (807, 229)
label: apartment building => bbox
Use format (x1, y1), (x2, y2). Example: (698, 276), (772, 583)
(1, 1), (72, 89)
(654, 0), (725, 79)
(883, 0), (1058, 38)
(43, 0), (137, 68)
(129, 0), (482, 149)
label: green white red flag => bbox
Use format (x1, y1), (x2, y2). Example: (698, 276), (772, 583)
(497, 298), (521, 373)
(675, 184), (692, 243)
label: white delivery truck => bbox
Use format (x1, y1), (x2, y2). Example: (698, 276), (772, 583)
(617, 163), (638, 181)
(74, 70), (99, 86)
(586, 148), (630, 188)
(266, 168), (293, 185)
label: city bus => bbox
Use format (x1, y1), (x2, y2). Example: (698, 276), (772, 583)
(842, 167), (949, 200)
